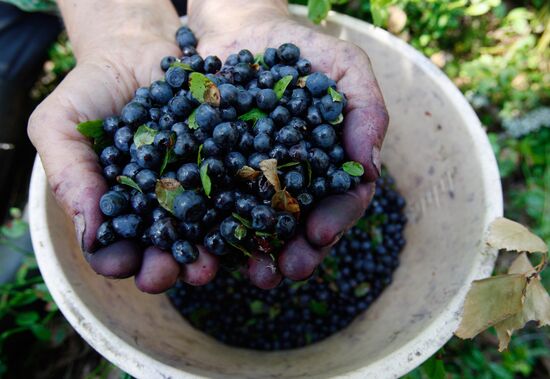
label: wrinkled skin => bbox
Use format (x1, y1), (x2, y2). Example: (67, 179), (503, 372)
(28, 1), (387, 293)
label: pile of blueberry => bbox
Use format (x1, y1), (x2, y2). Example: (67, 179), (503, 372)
(79, 26), (364, 278)
(168, 174), (407, 350)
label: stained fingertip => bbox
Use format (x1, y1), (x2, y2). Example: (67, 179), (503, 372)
(278, 236), (325, 281)
(135, 246), (180, 294)
(181, 246), (219, 286)
(88, 240), (142, 279)
(248, 253), (282, 290)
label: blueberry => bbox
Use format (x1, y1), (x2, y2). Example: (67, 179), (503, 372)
(310, 177), (327, 198)
(188, 54), (204, 72)
(277, 43), (300, 65)
(319, 94), (344, 122)
(100, 146), (122, 166)
(220, 216), (243, 244)
(173, 191), (206, 222)
(306, 72), (331, 97)
(133, 95), (152, 109)
(173, 133), (198, 158)
(103, 164), (121, 182)
(248, 152), (269, 170)
(213, 122), (239, 147)
(204, 55), (222, 73)
(122, 162), (141, 179)
(219, 84), (239, 107)
(256, 89), (278, 111)
(288, 117), (307, 131)
(129, 143), (138, 161)
(149, 80), (173, 105)
(254, 133), (272, 153)
(204, 230), (228, 256)
(181, 45), (197, 57)
(275, 212), (296, 240)
(153, 130), (174, 150)
(269, 144), (289, 161)
(172, 240), (199, 264)
(171, 122), (188, 136)
(221, 106), (237, 121)
(276, 126), (302, 146)
(328, 145), (345, 163)
(201, 138), (221, 158)
(167, 95), (191, 117)
(278, 66), (299, 85)
(235, 90), (253, 113)
(251, 205), (276, 231)
(287, 97), (308, 116)
(225, 53), (239, 66)
(149, 107), (161, 122)
(112, 214), (143, 238)
(135, 169), (158, 192)
(224, 151), (247, 174)
(311, 124), (336, 149)
(258, 71), (274, 88)
(96, 221), (116, 246)
(152, 207), (169, 222)
(176, 29), (197, 49)
(200, 158), (225, 180)
(328, 170), (351, 193)
(254, 118), (275, 136)
(99, 191), (128, 217)
(177, 163), (200, 188)
(149, 218), (178, 250)
(180, 222), (202, 242)
(297, 192), (314, 209)
(235, 194), (259, 217)
(103, 116), (120, 135)
(160, 55), (177, 71)
(306, 105), (323, 126)
(202, 208), (219, 227)
(296, 58), (311, 76)
(263, 47), (279, 67)
(121, 102), (147, 125)
(163, 171), (177, 180)
(270, 106), (291, 125)
(195, 103), (221, 131)
(233, 62), (253, 83)
(289, 141), (309, 161)
(214, 191), (235, 212)
(136, 144), (162, 169)
(238, 132), (255, 153)
(309, 148), (330, 174)
(284, 171), (305, 193)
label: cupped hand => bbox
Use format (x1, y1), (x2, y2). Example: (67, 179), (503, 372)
(27, 4), (220, 293)
(189, 2), (388, 288)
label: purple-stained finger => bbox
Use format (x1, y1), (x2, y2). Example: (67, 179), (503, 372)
(278, 235), (329, 281)
(248, 252), (282, 290)
(180, 246), (218, 286)
(307, 183), (375, 247)
(88, 240), (142, 279)
(135, 246), (180, 294)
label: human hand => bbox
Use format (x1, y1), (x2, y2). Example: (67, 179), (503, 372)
(28, 0), (220, 293)
(189, 0), (388, 287)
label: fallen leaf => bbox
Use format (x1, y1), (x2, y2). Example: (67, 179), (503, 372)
(259, 159), (281, 191)
(155, 178), (184, 213)
(487, 217), (548, 254)
(237, 166), (261, 180)
(455, 274), (527, 339)
(189, 72), (220, 106)
(271, 190), (300, 216)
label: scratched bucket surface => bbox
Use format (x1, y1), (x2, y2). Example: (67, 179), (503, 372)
(29, 5), (502, 379)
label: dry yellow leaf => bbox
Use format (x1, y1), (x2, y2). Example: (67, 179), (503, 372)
(259, 159), (281, 191)
(237, 166), (261, 180)
(487, 217), (548, 254)
(455, 274), (527, 339)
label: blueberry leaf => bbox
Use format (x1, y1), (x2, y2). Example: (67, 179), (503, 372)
(155, 178), (184, 214)
(133, 124), (159, 148)
(272, 190), (300, 216)
(296, 76), (308, 88)
(187, 108), (199, 130)
(308, 300), (328, 316)
(342, 161), (365, 177)
(273, 75), (293, 100)
(329, 113), (344, 125)
(170, 61), (193, 71)
(15, 311), (40, 326)
(76, 119), (104, 138)
(116, 175), (142, 193)
(228, 241), (252, 257)
(305, 160), (313, 185)
(232, 213), (252, 229)
(197, 143), (203, 165)
(354, 282), (371, 297)
(92, 134), (111, 154)
(238, 108), (267, 126)
(254, 53), (267, 69)
(328, 87), (343, 102)
(234, 224), (247, 241)
(160, 147), (177, 176)
(277, 161), (301, 169)
(308, 0), (331, 24)
(255, 231), (275, 237)
(249, 300), (265, 315)
(200, 163), (212, 197)
(189, 72), (221, 106)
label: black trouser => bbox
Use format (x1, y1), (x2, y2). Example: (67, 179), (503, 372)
(0, 1), (187, 221)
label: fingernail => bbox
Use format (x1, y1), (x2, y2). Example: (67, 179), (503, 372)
(327, 230), (345, 248)
(73, 214), (86, 252)
(371, 145), (381, 177)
